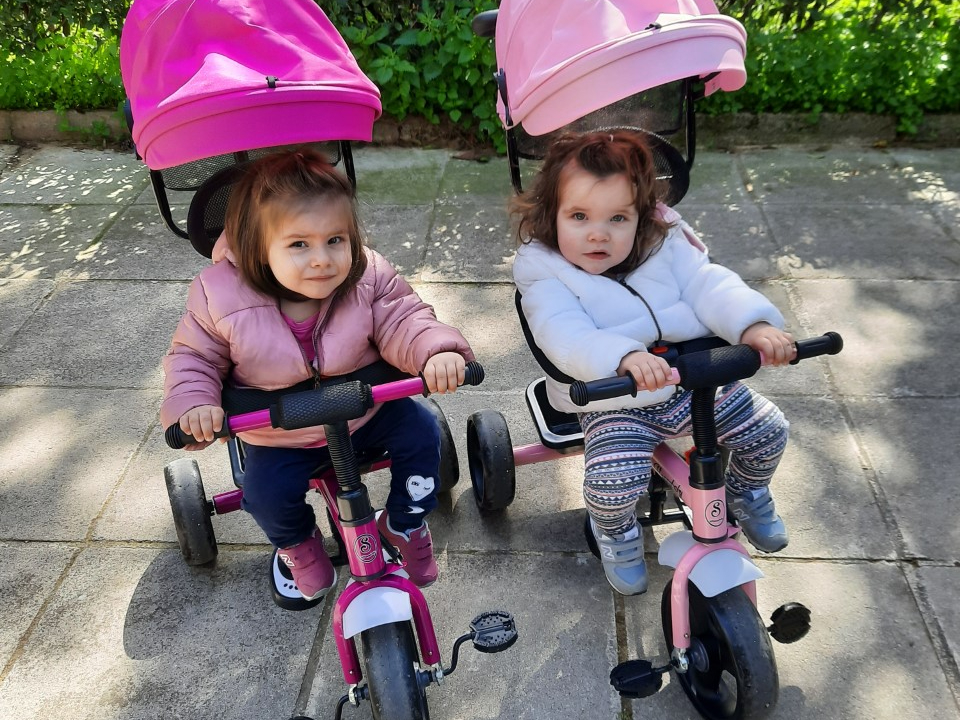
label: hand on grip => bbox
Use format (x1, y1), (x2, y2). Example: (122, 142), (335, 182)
(570, 333), (843, 406)
(164, 422), (230, 450)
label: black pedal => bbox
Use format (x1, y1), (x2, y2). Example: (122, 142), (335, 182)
(768, 602), (811, 644)
(470, 610), (518, 653)
(610, 659), (665, 699)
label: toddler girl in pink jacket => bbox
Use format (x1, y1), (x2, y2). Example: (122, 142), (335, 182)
(161, 149), (474, 601)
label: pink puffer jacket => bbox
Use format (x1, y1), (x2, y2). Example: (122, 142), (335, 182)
(160, 246), (474, 447)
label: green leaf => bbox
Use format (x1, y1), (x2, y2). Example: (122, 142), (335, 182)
(395, 29), (420, 46)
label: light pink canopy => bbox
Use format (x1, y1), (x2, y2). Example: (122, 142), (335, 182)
(120, 0), (382, 170)
(494, 0), (747, 136)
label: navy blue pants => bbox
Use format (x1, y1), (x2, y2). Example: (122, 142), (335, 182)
(240, 398), (441, 549)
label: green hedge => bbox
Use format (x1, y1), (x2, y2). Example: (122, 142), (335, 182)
(707, 0), (960, 133)
(1, 0), (957, 144)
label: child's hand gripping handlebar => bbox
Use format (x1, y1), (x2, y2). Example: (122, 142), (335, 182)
(165, 361), (486, 449)
(569, 333), (843, 406)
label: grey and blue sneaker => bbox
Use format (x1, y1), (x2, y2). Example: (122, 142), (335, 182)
(727, 487), (789, 553)
(590, 518), (648, 595)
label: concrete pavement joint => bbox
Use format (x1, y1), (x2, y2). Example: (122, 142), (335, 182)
(903, 568), (960, 713)
(612, 592), (634, 720)
(294, 592), (338, 716)
(0, 547), (82, 686)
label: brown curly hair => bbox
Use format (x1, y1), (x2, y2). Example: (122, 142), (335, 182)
(509, 130), (673, 275)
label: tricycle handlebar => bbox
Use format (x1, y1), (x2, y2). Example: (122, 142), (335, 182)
(165, 361), (485, 449)
(569, 333), (842, 407)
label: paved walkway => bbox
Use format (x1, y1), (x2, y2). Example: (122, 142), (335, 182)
(0, 141), (958, 720)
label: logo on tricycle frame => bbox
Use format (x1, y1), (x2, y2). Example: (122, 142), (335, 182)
(705, 499), (724, 527)
(355, 533), (377, 564)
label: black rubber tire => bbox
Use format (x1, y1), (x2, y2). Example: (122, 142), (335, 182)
(661, 581), (779, 720)
(466, 409), (516, 512)
(360, 621), (429, 720)
(164, 458), (217, 566)
(418, 397), (459, 493)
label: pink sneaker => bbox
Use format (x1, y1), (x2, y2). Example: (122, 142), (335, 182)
(377, 512), (439, 587)
(278, 528), (336, 601)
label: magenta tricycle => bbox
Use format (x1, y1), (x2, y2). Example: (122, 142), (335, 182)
(164, 364), (517, 720)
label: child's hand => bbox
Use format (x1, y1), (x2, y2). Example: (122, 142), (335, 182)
(740, 322), (795, 366)
(179, 405), (226, 450)
(618, 351), (673, 391)
(423, 352), (466, 394)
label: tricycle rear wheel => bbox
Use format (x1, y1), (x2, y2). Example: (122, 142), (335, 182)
(466, 409), (516, 512)
(419, 397), (459, 493)
(164, 458), (217, 566)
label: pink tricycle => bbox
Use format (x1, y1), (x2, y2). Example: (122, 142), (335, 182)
(468, 2), (845, 718)
(164, 365), (518, 720)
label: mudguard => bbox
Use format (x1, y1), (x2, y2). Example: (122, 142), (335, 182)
(341, 583), (414, 639)
(658, 530), (764, 598)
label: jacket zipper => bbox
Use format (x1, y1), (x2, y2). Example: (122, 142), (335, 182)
(309, 296), (337, 388)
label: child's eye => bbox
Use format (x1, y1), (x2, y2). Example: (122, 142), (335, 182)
(289, 240), (307, 248)
(572, 212), (586, 221)
(611, 214), (626, 222)
(328, 235), (345, 245)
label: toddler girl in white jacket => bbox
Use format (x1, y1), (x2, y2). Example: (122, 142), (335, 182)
(512, 130), (794, 595)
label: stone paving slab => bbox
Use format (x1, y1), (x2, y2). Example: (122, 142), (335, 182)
(0, 146), (148, 206)
(845, 397), (960, 562)
(766, 203), (959, 280)
(70, 203), (209, 282)
(791, 279), (960, 398)
(0, 543), (77, 668)
(0, 278), (54, 349)
(916, 566), (960, 674)
(0, 388), (160, 541)
(677, 202), (781, 281)
(0, 203), (121, 280)
(0, 548), (321, 720)
(738, 148), (918, 206)
(0, 280), (183, 388)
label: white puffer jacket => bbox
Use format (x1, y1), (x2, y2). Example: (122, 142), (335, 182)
(512, 214), (784, 414)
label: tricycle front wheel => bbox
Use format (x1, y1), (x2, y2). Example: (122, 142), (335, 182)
(360, 621), (429, 720)
(661, 581), (778, 720)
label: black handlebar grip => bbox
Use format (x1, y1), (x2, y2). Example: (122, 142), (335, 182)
(569, 375), (638, 407)
(271, 380), (373, 430)
(791, 331), (843, 364)
(675, 344), (761, 390)
(164, 423), (230, 449)
(464, 361), (485, 386)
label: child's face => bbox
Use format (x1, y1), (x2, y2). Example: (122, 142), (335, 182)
(556, 164), (638, 275)
(265, 195), (354, 300)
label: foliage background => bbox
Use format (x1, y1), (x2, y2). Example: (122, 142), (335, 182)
(0, 0), (957, 144)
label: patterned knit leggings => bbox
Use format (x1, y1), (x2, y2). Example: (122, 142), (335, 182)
(579, 382), (789, 536)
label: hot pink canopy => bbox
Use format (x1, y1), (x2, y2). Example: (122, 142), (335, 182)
(494, 0), (747, 136)
(120, 0), (382, 169)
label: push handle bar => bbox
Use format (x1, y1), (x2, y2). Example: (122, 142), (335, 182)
(165, 361), (485, 449)
(472, 10), (498, 37)
(569, 333), (842, 407)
